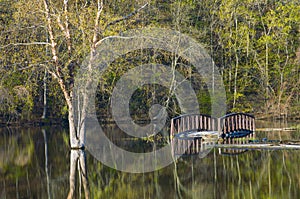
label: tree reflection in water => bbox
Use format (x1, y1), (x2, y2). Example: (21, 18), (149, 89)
(0, 127), (299, 198)
(68, 150), (89, 199)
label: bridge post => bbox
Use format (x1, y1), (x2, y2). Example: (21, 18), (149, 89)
(217, 118), (221, 137)
(170, 118), (174, 138)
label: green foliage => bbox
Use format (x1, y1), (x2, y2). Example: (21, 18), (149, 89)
(209, 0), (300, 114)
(0, 0), (300, 123)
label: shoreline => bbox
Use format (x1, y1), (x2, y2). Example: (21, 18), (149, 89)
(0, 114), (299, 128)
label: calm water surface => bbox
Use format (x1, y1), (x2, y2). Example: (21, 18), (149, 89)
(0, 121), (299, 199)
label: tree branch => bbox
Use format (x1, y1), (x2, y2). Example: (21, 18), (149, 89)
(40, 63), (58, 79)
(17, 62), (49, 71)
(104, 2), (148, 30)
(95, 35), (136, 47)
(43, 0), (59, 65)
(95, 35), (161, 47)
(64, 0), (72, 55)
(43, 0), (73, 110)
(56, 14), (66, 33)
(92, 0), (104, 47)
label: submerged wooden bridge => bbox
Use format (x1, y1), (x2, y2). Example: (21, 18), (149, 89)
(170, 112), (255, 139)
(170, 113), (256, 156)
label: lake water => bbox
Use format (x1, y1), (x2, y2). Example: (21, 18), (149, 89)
(0, 121), (299, 198)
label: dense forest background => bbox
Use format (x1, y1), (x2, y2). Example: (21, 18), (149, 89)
(0, 0), (299, 125)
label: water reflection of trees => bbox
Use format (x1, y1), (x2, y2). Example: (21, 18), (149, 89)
(172, 149), (300, 199)
(0, 127), (70, 198)
(0, 128), (34, 171)
(0, 128), (34, 197)
(83, 149), (299, 198)
(0, 127), (299, 198)
(68, 150), (89, 199)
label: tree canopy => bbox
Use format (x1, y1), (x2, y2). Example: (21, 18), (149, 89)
(0, 0), (299, 124)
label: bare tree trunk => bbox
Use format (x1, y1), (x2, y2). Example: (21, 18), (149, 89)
(69, 105), (81, 148)
(42, 69), (47, 119)
(42, 0), (147, 149)
(233, 17), (239, 108)
(265, 42), (270, 110)
(43, 0), (80, 148)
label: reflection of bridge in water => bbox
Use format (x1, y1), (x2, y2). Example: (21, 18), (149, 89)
(170, 113), (256, 156)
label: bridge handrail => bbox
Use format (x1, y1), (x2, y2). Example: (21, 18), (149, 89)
(220, 112), (255, 120)
(171, 113), (217, 121)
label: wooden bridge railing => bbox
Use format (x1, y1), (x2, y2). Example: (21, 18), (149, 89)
(170, 113), (255, 156)
(170, 114), (218, 138)
(219, 113), (255, 138)
(170, 113), (255, 139)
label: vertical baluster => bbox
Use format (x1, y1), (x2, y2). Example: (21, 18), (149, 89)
(195, 115), (199, 130)
(177, 139), (180, 154)
(227, 116), (230, 133)
(246, 115), (249, 130)
(190, 116), (192, 131)
(200, 115), (203, 130)
(242, 114), (245, 130)
(239, 114), (242, 130)
(176, 119), (179, 135)
(223, 117), (226, 135)
(233, 115), (236, 132)
(245, 115), (248, 130)
(170, 119), (173, 137)
(193, 115), (195, 131)
(218, 118), (221, 136)
(194, 115), (197, 130)
(233, 115), (236, 134)
(201, 116), (204, 130)
(232, 115), (235, 132)
(207, 117), (210, 130)
(192, 115), (195, 130)
(253, 117), (255, 132)
(229, 116), (232, 133)
(181, 117), (184, 133)
(227, 117), (231, 133)
(236, 114), (239, 131)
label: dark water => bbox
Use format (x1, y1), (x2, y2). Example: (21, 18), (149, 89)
(0, 123), (299, 199)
